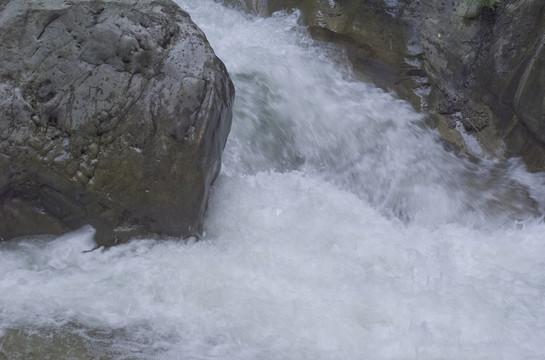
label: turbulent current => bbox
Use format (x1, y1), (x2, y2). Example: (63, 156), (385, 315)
(2, 1), (545, 359)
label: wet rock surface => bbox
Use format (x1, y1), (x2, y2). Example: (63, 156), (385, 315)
(0, 0), (234, 245)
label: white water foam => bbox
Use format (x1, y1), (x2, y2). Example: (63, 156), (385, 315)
(1, 1), (545, 359)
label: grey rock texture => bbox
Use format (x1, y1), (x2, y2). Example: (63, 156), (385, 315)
(230, 0), (545, 170)
(473, 1), (545, 169)
(0, 0), (234, 245)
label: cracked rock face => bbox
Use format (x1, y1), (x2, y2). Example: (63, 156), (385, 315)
(0, 0), (234, 245)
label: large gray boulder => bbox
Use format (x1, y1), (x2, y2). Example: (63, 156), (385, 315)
(0, 0), (234, 245)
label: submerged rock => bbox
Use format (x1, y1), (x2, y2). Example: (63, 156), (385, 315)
(0, 0), (234, 245)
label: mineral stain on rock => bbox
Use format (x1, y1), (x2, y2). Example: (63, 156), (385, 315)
(0, 0), (234, 246)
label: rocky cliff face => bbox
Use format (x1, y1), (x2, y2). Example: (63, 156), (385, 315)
(0, 0), (234, 245)
(472, 1), (545, 169)
(229, 0), (545, 171)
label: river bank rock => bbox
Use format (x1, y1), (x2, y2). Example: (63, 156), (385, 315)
(231, 0), (545, 171)
(0, 0), (234, 245)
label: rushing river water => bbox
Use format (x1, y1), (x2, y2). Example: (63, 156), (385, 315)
(2, 1), (545, 359)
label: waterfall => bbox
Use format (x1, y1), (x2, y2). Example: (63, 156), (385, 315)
(1, 1), (544, 359)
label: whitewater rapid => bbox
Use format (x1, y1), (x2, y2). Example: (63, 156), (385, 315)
(1, 1), (545, 359)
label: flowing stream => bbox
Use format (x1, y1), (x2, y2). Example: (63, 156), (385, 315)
(2, 1), (545, 359)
